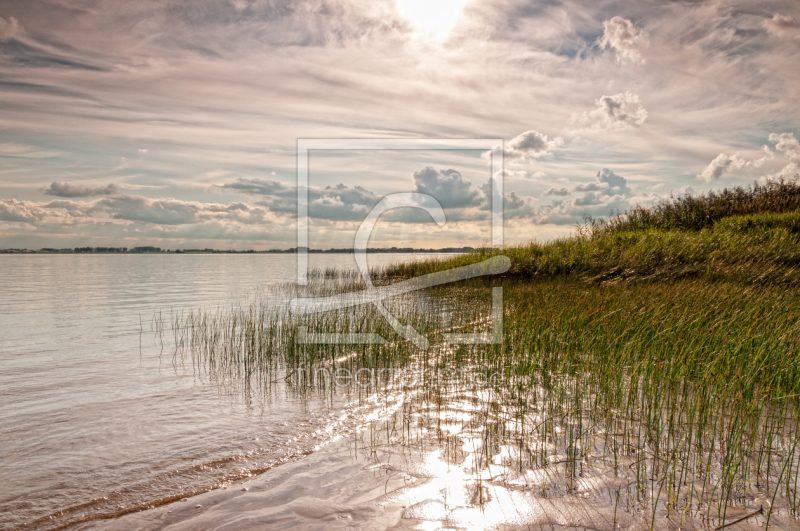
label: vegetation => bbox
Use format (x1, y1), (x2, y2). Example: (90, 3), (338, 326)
(385, 178), (800, 285)
(161, 178), (800, 529)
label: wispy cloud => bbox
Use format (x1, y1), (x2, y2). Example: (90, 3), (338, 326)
(1, 0), (799, 248)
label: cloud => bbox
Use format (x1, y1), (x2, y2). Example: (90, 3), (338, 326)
(91, 196), (202, 225)
(698, 139), (779, 182)
(412, 167), (482, 208)
(493, 168), (528, 181)
(571, 92), (648, 131)
(769, 132), (800, 177)
(542, 168), (632, 197)
(0, 199), (48, 223)
(163, 0), (410, 49)
(697, 153), (749, 182)
(0, 16), (21, 41)
(477, 178), (533, 218)
(543, 187), (570, 196)
(43, 182), (120, 198)
(572, 181), (607, 192)
(770, 132), (800, 160)
(598, 16), (646, 64)
(529, 168), (638, 224)
(27, 195), (272, 226)
(574, 190), (606, 206)
(503, 130), (564, 161)
(764, 14), (800, 39)
(222, 178), (381, 221)
(0, 194), (272, 227)
(594, 168), (632, 197)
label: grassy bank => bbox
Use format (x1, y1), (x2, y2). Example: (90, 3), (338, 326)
(384, 179), (800, 285)
(166, 179), (800, 528)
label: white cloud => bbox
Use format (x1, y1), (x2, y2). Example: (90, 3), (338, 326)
(698, 133), (798, 182)
(0, 16), (21, 41)
(598, 16), (646, 64)
(571, 92), (648, 131)
(0, 199), (49, 223)
(697, 153), (750, 182)
(769, 132), (800, 178)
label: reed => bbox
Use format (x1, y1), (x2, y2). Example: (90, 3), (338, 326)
(162, 181), (800, 528)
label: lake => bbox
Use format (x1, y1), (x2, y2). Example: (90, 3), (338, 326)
(0, 253), (445, 530)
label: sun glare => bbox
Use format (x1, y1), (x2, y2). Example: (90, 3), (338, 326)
(396, 0), (468, 39)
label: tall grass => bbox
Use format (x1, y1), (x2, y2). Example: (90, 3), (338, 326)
(384, 199), (800, 284)
(166, 276), (800, 528)
(161, 181), (800, 527)
(601, 177), (800, 233)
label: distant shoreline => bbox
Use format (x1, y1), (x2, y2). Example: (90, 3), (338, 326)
(0, 246), (474, 255)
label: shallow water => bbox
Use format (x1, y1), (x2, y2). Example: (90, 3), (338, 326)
(0, 253), (446, 530)
(68, 375), (800, 531)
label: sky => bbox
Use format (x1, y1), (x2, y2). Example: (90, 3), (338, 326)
(0, 0), (799, 250)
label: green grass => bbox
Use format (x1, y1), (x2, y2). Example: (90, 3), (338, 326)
(384, 210), (800, 285)
(163, 182), (800, 528)
(600, 176), (800, 232)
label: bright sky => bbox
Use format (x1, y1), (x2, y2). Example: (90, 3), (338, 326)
(0, 0), (799, 250)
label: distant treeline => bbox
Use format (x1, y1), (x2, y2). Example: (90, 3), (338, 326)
(2, 246), (473, 254)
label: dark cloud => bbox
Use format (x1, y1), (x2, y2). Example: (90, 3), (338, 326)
(574, 190), (605, 206)
(223, 178), (380, 221)
(477, 178), (532, 218)
(43, 182), (120, 198)
(92, 196), (199, 225)
(412, 167), (481, 208)
(503, 130), (563, 160)
(531, 167), (640, 224)
(595, 168), (632, 197)
(223, 169), (528, 224)
(161, 0), (410, 50)
(543, 187), (570, 196)
(541, 169), (632, 199)
(0, 39), (108, 71)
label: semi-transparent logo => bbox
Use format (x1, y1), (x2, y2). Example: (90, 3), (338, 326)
(290, 139), (507, 349)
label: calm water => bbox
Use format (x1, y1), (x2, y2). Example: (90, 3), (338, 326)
(0, 254), (443, 530)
